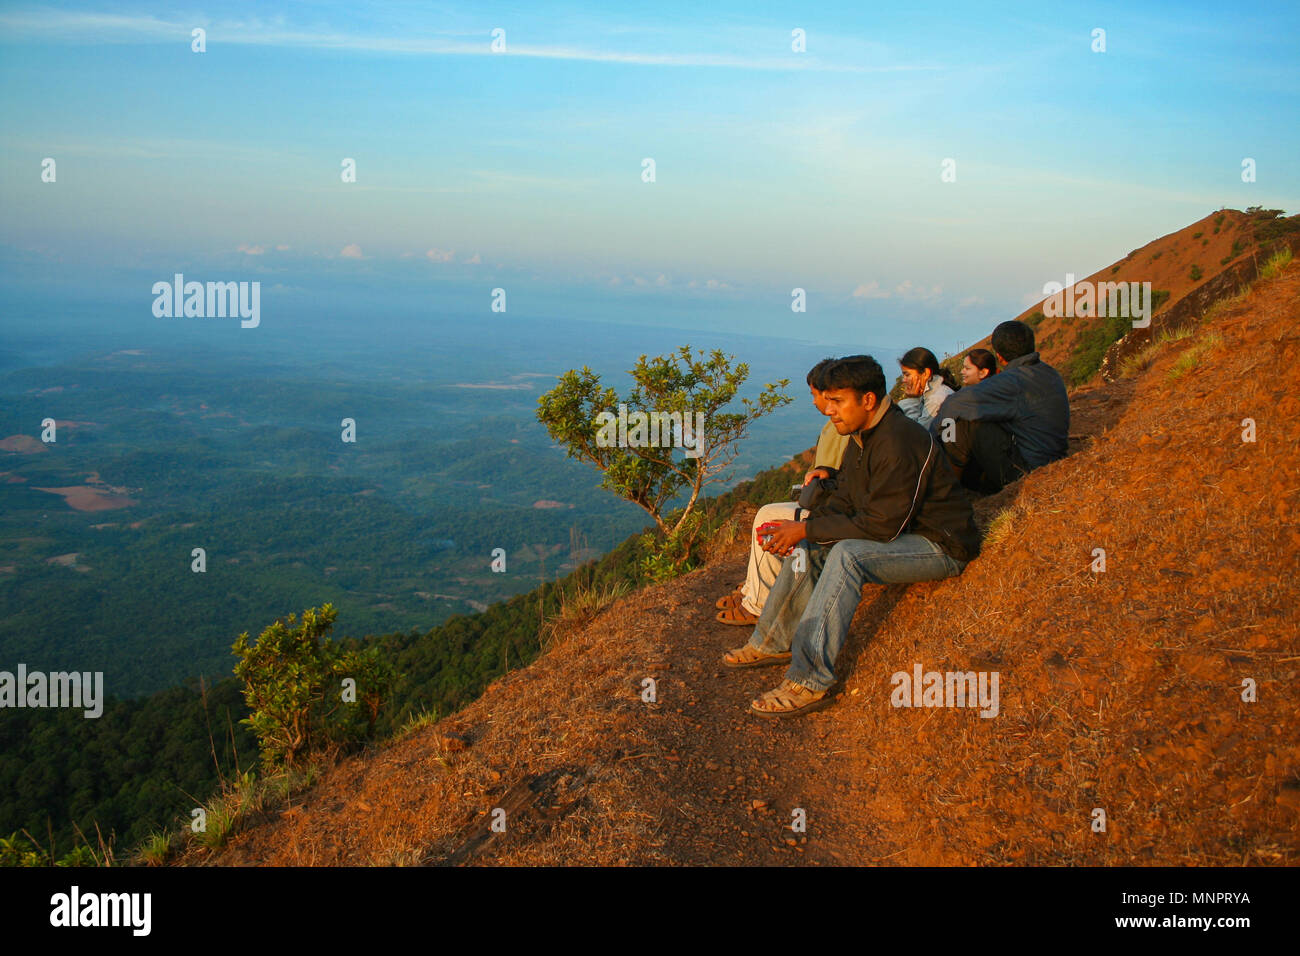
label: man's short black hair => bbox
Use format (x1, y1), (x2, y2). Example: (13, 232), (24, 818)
(822, 354), (886, 401)
(991, 320), (1035, 362)
(806, 357), (838, 391)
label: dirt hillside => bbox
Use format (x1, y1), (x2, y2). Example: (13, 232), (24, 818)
(961, 208), (1279, 386)
(181, 244), (1299, 867)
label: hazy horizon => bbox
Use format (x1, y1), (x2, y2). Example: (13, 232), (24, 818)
(4, 1), (1298, 355)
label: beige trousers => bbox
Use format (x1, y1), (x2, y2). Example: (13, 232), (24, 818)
(739, 501), (800, 615)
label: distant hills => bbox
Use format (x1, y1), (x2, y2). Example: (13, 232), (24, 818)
(173, 208), (1300, 866)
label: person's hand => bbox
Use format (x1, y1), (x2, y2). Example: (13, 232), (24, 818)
(760, 520), (807, 557)
(803, 467), (831, 486)
(901, 368), (930, 398)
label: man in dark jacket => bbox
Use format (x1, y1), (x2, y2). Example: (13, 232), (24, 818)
(722, 355), (981, 717)
(931, 319), (1069, 493)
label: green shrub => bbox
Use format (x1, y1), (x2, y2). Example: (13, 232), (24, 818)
(0, 831), (106, 867)
(1066, 288), (1170, 386)
(1219, 238), (1246, 265)
(1190, 265), (1202, 281)
(232, 604), (391, 771)
(536, 346), (791, 539)
(1253, 211), (1300, 242)
(638, 508), (706, 583)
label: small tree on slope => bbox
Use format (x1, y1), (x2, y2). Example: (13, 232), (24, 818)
(537, 346), (790, 570)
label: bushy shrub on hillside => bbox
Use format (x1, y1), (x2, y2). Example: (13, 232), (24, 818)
(1220, 239), (1246, 265)
(1067, 289), (1170, 386)
(232, 605), (390, 771)
(1252, 210), (1300, 242)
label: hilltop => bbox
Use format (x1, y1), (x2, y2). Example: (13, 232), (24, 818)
(177, 213), (1299, 866)
(957, 207), (1296, 389)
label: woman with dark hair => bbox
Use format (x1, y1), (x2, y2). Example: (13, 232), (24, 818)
(961, 348), (998, 386)
(897, 347), (957, 429)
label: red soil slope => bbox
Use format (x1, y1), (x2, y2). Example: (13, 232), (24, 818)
(965, 209), (1263, 377)
(182, 254), (1298, 867)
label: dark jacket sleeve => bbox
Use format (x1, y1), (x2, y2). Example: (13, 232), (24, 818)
(931, 372), (1020, 428)
(804, 439), (924, 543)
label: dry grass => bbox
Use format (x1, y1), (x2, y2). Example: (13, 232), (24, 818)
(1201, 284), (1253, 324)
(136, 830), (173, 867)
(1167, 331), (1225, 382)
(1259, 246), (1293, 280)
(1118, 326), (1195, 378)
(701, 501), (760, 563)
(541, 578), (631, 647)
(982, 505), (1021, 548)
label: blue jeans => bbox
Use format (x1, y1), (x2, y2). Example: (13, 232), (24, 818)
(747, 535), (967, 692)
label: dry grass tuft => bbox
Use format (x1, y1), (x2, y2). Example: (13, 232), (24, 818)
(1119, 326), (1195, 377)
(541, 579), (631, 647)
(1259, 246), (1293, 280)
(1167, 331), (1225, 382)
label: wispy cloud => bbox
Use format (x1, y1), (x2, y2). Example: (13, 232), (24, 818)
(7, 136), (302, 164)
(0, 9), (940, 73)
(852, 281), (889, 300)
(852, 279), (942, 302)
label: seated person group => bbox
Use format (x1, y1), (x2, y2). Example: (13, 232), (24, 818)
(715, 319), (1070, 718)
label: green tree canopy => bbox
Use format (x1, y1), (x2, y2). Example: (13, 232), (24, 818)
(536, 346), (790, 536)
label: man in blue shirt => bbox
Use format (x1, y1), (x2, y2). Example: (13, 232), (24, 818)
(931, 320), (1070, 493)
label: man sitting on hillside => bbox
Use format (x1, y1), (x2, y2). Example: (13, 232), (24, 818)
(722, 355), (981, 717)
(715, 358), (849, 625)
(930, 320), (1070, 494)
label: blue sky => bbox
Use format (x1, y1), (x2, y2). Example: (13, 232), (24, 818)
(1, 0), (1297, 351)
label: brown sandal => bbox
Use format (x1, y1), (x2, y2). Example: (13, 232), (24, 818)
(749, 679), (832, 718)
(715, 588), (745, 610)
(715, 604), (760, 626)
(722, 644), (790, 668)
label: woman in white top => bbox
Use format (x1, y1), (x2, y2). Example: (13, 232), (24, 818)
(896, 347), (959, 429)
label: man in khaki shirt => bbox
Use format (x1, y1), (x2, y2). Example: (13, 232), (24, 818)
(715, 358), (847, 624)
